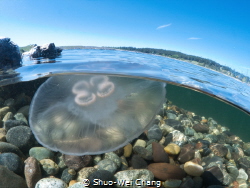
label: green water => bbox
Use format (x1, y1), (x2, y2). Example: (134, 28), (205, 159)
(167, 83), (250, 142)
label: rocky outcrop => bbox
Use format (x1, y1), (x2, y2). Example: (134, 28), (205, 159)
(26, 43), (62, 58)
(0, 37), (22, 69)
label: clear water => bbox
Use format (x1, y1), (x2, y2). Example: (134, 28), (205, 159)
(1, 49), (250, 142)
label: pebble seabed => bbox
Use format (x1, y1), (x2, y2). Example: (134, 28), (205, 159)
(0, 84), (250, 188)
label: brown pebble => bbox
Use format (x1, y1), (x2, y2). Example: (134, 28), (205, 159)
(24, 157), (42, 188)
(210, 143), (228, 157)
(123, 143), (132, 157)
(148, 163), (186, 181)
(63, 155), (92, 171)
(152, 142), (169, 163)
(193, 123), (209, 133)
(178, 144), (195, 164)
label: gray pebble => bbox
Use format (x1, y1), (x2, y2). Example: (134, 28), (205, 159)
(29, 147), (54, 161)
(133, 146), (153, 160)
(6, 125), (35, 152)
(164, 179), (182, 188)
(0, 152), (24, 175)
(77, 167), (97, 182)
(14, 113), (28, 125)
(147, 124), (162, 141)
(4, 119), (27, 131)
(97, 159), (117, 174)
(104, 152), (121, 168)
(40, 159), (59, 176)
(0, 142), (25, 159)
(61, 168), (76, 184)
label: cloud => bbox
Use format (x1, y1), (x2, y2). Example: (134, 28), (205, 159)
(156, 23), (172, 29)
(188, 37), (202, 40)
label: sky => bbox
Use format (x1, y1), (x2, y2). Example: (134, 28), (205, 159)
(0, 0), (249, 74)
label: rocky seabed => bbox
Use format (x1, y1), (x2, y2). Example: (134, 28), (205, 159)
(0, 88), (250, 188)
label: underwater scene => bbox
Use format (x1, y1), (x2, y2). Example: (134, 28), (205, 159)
(1, 48), (250, 188)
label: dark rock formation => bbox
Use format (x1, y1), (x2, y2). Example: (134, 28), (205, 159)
(0, 37), (22, 69)
(27, 43), (62, 58)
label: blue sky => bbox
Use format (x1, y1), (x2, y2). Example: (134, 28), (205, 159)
(0, 0), (249, 74)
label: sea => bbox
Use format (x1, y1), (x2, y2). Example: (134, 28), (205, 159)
(2, 49), (250, 141)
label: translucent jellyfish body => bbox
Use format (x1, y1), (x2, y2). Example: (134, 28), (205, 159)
(29, 74), (166, 155)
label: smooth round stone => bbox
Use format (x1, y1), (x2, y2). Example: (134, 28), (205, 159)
(89, 170), (116, 187)
(238, 156), (250, 170)
(40, 159), (59, 176)
(226, 161), (239, 181)
(0, 142), (25, 159)
(104, 152), (121, 168)
(164, 143), (180, 155)
(237, 168), (248, 180)
(4, 119), (27, 131)
(193, 176), (203, 188)
(0, 165), (27, 188)
(165, 119), (184, 132)
(97, 159), (117, 174)
(152, 142), (169, 163)
(184, 127), (195, 136)
(63, 155), (92, 171)
(0, 152), (24, 175)
(29, 147), (55, 161)
(201, 166), (224, 186)
(17, 105), (30, 118)
(14, 113), (28, 125)
(167, 112), (177, 119)
(0, 128), (6, 141)
(68, 182), (86, 188)
(179, 177), (195, 188)
(6, 125), (35, 152)
(193, 123), (209, 133)
(171, 130), (187, 144)
(133, 139), (146, 148)
(184, 161), (204, 176)
(178, 144), (195, 163)
(164, 179), (182, 188)
(3, 111), (14, 122)
(77, 167), (97, 182)
(115, 169), (154, 185)
(210, 143), (228, 157)
(147, 124), (162, 141)
(35, 178), (67, 188)
(131, 154), (148, 169)
(204, 134), (218, 143)
(133, 146), (153, 160)
(123, 143), (132, 157)
(24, 157), (42, 188)
(61, 168), (76, 184)
(93, 155), (102, 165)
(148, 163), (186, 181)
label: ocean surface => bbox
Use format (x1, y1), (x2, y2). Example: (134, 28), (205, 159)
(1, 49), (250, 141)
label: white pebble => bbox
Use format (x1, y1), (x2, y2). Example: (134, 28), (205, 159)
(35, 178), (67, 188)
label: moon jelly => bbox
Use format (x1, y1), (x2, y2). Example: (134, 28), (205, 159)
(29, 74), (166, 155)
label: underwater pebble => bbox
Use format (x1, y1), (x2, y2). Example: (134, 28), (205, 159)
(0, 128), (6, 141)
(179, 177), (195, 188)
(201, 166), (224, 187)
(148, 163), (186, 181)
(184, 161), (204, 176)
(104, 152), (121, 168)
(114, 169), (154, 185)
(0, 165), (27, 188)
(131, 154), (148, 169)
(35, 177), (67, 188)
(24, 157), (42, 188)
(97, 159), (117, 174)
(164, 179), (182, 188)
(184, 127), (195, 136)
(2, 111), (14, 121)
(237, 168), (248, 180)
(146, 124), (162, 141)
(165, 119), (184, 132)
(119, 156), (128, 171)
(29, 147), (55, 161)
(89, 170), (116, 187)
(133, 146), (153, 160)
(164, 143), (181, 155)
(0, 152), (24, 175)
(0, 142), (25, 159)
(6, 125), (35, 152)
(160, 124), (175, 136)
(4, 119), (27, 131)
(68, 182), (85, 188)
(123, 143), (132, 157)
(61, 168), (76, 184)
(193, 123), (209, 133)
(193, 176), (203, 188)
(170, 130), (187, 144)
(17, 105), (30, 118)
(54, 153), (67, 171)
(4, 98), (15, 106)
(167, 112), (177, 119)
(210, 143), (228, 157)
(93, 155), (102, 165)
(133, 139), (146, 148)
(63, 155), (92, 171)
(152, 142), (169, 163)
(178, 144), (195, 163)
(40, 159), (59, 176)
(76, 167), (97, 182)
(0, 106), (13, 119)
(14, 113), (28, 125)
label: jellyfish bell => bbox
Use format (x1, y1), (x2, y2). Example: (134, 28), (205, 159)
(29, 74), (166, 155)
